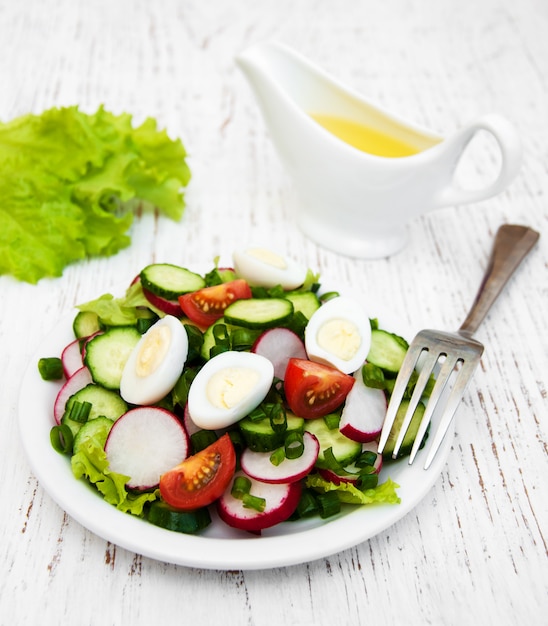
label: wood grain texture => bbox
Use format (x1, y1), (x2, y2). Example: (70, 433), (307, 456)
(1, 0), (547, 625)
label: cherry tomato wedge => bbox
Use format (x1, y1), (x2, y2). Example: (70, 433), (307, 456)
(159, 434), (236, 511)
(178, 279), (252, 327)
(284, 358), (355, 418)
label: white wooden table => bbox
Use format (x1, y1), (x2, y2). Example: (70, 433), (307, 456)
(1, 1), (547, 624)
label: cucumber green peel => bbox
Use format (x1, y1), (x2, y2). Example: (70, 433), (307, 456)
(0, 105), (191, 284)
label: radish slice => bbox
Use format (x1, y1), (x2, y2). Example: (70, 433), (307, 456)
(318, 440), (383, 485)
(142, 286), (184, 317)
(217, 470), (302, 532)
(105, 407), (189, 490)
(183, 402), (202, 436)
(339, 371), (387, 443)
(61, 338), (84, 378)
(53, 366), (93, 423)
(251, 327), (307, 379)
(240, 431), (319, 483)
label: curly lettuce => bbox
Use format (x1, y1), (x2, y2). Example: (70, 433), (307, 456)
(0, 106), (191, 284)
(71, 435), (158, 516)
(306, 473), (401, 506)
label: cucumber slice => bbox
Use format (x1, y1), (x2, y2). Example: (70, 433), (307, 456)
(304, 417), (362, 469)
(224, 298), (294, 329)
(72, 311), (102, 339)
(367, 329), (409, 373)
(284, 291), (320, 320)
(62, 384), (128, 438)
(140, 263), (205, 300)
(239, 413), (305, 452)
(147, 501), (211, 533)
(84, 326), (141, 389)
(72, 416), (114, 454)
(381, 400), (428, 459)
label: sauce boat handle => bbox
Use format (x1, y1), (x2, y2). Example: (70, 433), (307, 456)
(435, 114), (523, 207)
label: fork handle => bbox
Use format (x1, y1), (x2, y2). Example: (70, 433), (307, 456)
(459, 224), (539, 337)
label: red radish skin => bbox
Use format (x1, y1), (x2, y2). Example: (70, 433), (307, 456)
(252, 327), (307, 380)
(80, 331), (103, 362)
(217, 471), (302, 532)
(339, 372), (387, 443)
(319, 440), (383, 485)
(105, 407), (189, 490)
(240, 432), (319, 484)
(142, 286), (185, 317)
(53, 366), (93, 423)
(61, 338), (84, 378)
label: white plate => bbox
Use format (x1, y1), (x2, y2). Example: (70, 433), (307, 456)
(18, 288), (453, 570)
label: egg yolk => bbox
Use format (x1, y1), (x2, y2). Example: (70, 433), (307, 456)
(135, 325), (171, 377)
(316, 318), (361, 361)
(246, 247), (287, 269)
(207, 367), (260, 409)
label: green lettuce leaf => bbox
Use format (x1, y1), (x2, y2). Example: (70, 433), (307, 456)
(76, 281), (164, 326)
(306, 473), (401, 506)
(71, 435), (158, 516)
(0, 105), (191, 284)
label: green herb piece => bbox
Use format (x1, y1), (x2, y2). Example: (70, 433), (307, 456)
(38, 357), (64, 381)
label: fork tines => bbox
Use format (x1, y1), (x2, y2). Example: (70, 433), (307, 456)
(377, 329), (484, 470)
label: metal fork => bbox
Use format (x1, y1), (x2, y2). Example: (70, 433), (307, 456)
(377, 224), (540, 469)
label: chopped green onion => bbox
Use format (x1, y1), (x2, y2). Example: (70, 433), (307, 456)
(247, 405), (267, 422)
(361, 362), (386, 389)
(355, 451), (379, 468)
(268, 403), (287, 433)
(38, 357), (63, 381)
(242, 493), (266, 512)
(209, 344), (230, 358)
(294, 490), (318, 518)
(211, 324), (231, 357)
(284, 431), (304, 459)
(171, 367), (199, 408)
(231, 476), (266, 512)
(50, 424), (74, 455)
(136, 316), (157, 334)
(357, 472), (379, 490)
(270, 447), (286, 466)
(64, 400), (92, 424)
(190, 430), (218, 453)
(228, 430), (245, 454)
(316, 491), (341, 519)
(184, 325), (205, 361)
(231, 476), (252, 499)
(230, 328), (259, 351)
(323, 413), (340, 430)
(320, 291), (340, 303)
(322, 446), (345, 473)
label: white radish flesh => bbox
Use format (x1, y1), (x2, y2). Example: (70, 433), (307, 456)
(339, 371), (387, 443)
(53, 366), (93, 423)
(252, 327), (307, 379)
(61, 338), (84, 378)
(240, 431), (319, 483)
(217, 470), (302, 532)
(105, 407), (189, 490)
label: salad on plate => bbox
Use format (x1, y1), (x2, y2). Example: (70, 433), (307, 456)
(38, 246), (431, 537)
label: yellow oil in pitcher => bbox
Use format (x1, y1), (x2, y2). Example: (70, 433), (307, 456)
(310, 113), (421, 157)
